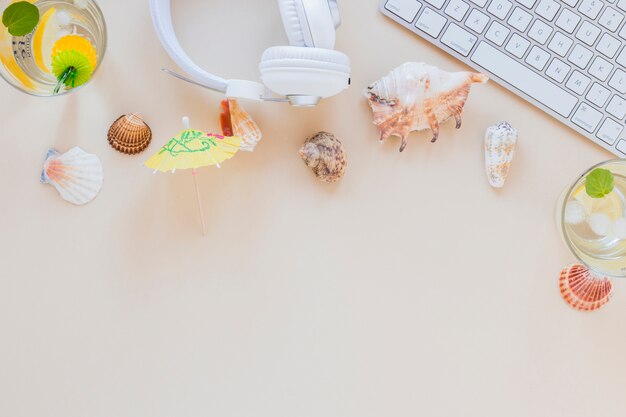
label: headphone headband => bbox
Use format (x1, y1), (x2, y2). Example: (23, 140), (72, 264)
(150, 0), (350, 105)
(150, 0), (267, 100)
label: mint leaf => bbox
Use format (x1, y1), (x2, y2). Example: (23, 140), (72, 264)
(586, 168), (615, 199)
(2, 2), (39, 37)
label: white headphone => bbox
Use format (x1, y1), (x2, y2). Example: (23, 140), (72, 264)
(149, 0), (351, 107)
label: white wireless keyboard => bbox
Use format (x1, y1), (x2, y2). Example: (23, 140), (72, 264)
(381, 0), (626, 156)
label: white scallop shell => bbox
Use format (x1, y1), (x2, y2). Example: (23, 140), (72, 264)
(40, 147), (104, 205)
(484, 122), (518, 188)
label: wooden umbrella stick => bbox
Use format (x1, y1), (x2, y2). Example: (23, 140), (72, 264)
(192, 168), (207, 236)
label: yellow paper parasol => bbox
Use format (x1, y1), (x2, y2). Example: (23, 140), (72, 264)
(145, 117), (241, 234)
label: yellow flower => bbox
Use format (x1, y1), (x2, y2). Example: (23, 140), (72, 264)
(51, 35), (97, 70)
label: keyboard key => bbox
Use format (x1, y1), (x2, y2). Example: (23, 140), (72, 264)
(609, 68), (626, 93)
(572, 103), (603, 132)
(563, 0), (579, 6)
(536, 0), (560, 20)
(586, 83), (611, 106)
(424, 0), (446, 8)
(566, 70), (592, 94)
(616, 139), (626, 154)
(416, 8), (447, 37)
(576, 21), (601, 45)
(607, 95), (626, 118)
(505, 33), (531, 57)
(548, 32), (574, 56)
(525, 45), (551, 70)
(619, 23), (626, 39)
(445, 0), (470, 20)
(465, 9), (490, 33)
(385, 0), (422, 22)
(546, 58), (571, 82)
(516, 0), (538, 8)
(599, 7), (624, 31)
(508, 7), (533, 31)
(596, 33), (621, 58)
(555, 9), (581, 34)
(441, 23), (478, 55)
(529, 20), (553, 44)
(472, 42), (577, 117)
(568, 44), (593, 68)
(618, 0), (626, 10)
(487, 0), (513, 19)
(588, 56), (614, 81)
(597, 118), (623, 144)
(578, 0), (604, 19)
(470, 0), (489, 7)
(485, 21), (511, 45)
(616, 46), (626, 65)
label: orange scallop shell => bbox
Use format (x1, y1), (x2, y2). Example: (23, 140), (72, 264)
(559, 264), (613, 312)
(107, 114), (152, 155)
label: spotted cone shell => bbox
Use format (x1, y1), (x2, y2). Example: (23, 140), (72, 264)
(365, 62), (488, 152)
(559, 264), (613, 312)
(107, 114), (152, 155)
(485, 122), (518, 188)
(299, 132), (347, 183)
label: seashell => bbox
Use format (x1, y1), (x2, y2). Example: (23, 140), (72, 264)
(107, 114), (152, 155)
(219, 98), (262, 152)
(299, 132), (347, 183)
(484, 122), (518, 188)
(365, 62), (488, 152)
(559, 264), (613, 312)
(41, 147), (104, 206)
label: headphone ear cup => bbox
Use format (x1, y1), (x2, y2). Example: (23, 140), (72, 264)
(277, 0), (337, 49)
(260, 46), (350, 99)
(277, 0), (306, 47)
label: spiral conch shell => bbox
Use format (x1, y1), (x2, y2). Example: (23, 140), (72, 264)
(299, 132), (347, 183)
(365, 62), (488, 152)
(484, 122), (518, 188)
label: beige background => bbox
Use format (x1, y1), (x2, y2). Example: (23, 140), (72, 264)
(1, 0), (626, 416)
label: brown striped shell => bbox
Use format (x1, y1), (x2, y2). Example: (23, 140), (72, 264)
(559, 264), (613, 312)
(299, 132), (347, 183)
(107, 114), (152, 155)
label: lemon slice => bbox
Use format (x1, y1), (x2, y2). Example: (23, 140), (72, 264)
(0, 52), (35, 89)
(573, 184), (623, 220)
(32, 7), (59, 73)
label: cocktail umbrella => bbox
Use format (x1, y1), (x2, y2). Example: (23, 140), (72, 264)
(145, 117), (241, 234)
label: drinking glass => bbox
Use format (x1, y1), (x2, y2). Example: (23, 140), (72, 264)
(0, 0), (106, 96)
(556, 160), (626, 311)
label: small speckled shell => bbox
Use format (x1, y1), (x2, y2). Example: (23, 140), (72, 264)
(299, 132), (347, 183)
(559, 264), (613, 312)
(107, 114), (152, 155)
(484, 122), (518, 188)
